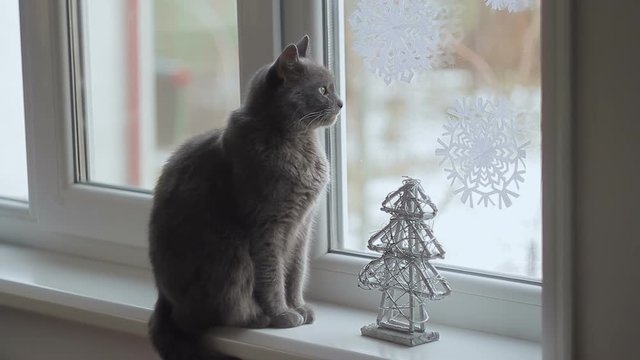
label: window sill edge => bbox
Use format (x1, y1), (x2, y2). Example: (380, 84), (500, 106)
(0, 242), (541, 360)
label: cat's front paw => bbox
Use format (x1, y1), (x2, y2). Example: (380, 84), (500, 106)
(294, 304), (315, 324)
(270, 309), (304, 328)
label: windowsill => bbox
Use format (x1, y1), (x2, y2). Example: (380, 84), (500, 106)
(0, 242), (541, 360)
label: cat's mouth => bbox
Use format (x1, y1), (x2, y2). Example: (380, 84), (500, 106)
(300, 108), (341, 129)
(322, 110), (340, 127)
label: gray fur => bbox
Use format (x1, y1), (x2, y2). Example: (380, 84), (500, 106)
(148, 35), (342, 359)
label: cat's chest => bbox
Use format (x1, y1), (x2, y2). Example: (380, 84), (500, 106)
(265, 138), (328, 203)
(240, 134), (329, 219)
(277, 144), (328, 193)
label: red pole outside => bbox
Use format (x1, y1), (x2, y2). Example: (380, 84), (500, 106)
(126, 0), (140, 187)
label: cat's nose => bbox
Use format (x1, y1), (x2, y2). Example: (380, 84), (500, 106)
(336, 99), (343, 108)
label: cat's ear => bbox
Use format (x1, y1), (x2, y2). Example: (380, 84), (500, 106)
(275, 43), (299, 78)
(296, 35), (310, 58)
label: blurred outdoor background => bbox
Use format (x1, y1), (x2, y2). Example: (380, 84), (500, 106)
(342, 0), (541, 279)
(82, 0), (240, 189)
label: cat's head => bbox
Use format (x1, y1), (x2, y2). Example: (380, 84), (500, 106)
(245, 35), (343, 131)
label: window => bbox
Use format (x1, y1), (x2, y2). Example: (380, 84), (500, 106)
(3, 0), (548, 342)
(0, 0), (28, 202)
(329, 0), (541, 281)
(310, 0), (542, 340)
(80, 0), (240, 190)
(12, 0), (275, 248)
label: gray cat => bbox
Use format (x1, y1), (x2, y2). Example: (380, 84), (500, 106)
(148, 35), (342, 360)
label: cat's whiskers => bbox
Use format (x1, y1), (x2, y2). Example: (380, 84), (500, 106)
(297, 110), (323, 122)
(306, 109), (333, 130)
(303, 111), (327, 131)
(297, 110), (325, 131)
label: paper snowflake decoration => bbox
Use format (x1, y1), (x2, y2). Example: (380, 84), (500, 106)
(349, 0), (458, 85)
(436, 97), (529, 208)
(485, 0), (538, 13)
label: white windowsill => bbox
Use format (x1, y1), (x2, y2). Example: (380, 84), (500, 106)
(0, 242), (541, 360)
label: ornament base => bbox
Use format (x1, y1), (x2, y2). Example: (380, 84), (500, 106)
(360, 323), (439, 347)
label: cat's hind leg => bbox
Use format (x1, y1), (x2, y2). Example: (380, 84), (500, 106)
(243, 300), (271, 328)
(219, 288), (271, 328)
(217, 251), (271, 328)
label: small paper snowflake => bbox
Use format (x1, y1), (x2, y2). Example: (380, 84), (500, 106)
(435, 97), (529, 208)
(349, 0), (458, 85)
(485, 0), (538, 13)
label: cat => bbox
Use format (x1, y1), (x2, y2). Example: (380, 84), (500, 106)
(148, 35), (343, 360)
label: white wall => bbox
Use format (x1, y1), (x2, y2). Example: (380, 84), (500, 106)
(0, 306), (158, 360)
(572, 1), (640, 360)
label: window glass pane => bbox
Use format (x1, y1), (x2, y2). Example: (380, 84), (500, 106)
(339, 0), (541, 280)
(80, 0), (240, 190)
(0, 0), (29, 201)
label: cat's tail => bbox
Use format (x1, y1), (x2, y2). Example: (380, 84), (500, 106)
(149, 294), (201, 359)
(149, 294), (235, 360)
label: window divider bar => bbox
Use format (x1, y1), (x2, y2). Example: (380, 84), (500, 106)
(66, 0), (89, 184)
(541, 0), (574, 358)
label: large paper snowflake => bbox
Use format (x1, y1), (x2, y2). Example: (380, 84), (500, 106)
(436, 97), (529, 208)
(485, 0), (538, 13)
(349, 0), (458, 85)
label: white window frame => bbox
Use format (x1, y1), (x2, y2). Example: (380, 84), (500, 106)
(0, 0), (573, 348)
(4, 0), (279, 252)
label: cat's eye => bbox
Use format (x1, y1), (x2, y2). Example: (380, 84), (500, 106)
(319, 86), (327, 95)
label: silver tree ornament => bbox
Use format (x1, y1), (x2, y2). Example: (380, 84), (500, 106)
(358, 177), (451, 346)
